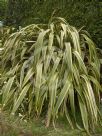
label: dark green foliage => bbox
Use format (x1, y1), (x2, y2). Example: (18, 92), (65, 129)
(0, 0), (7, 20)
(5, 0), (26, 25)
(0, 0), (102, 47)
(6, 0), (102, 48)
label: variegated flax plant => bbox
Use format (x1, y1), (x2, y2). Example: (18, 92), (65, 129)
(0, 17), (102, 133)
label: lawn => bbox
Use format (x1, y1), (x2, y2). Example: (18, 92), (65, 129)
(0, 111), (102, 136)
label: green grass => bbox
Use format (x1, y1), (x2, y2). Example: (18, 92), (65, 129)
(0, 112), (102, 136)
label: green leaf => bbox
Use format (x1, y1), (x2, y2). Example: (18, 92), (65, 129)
(11, 83), (31, 114)
(54, 79), (71, 115)
(2, 76), (15, 105)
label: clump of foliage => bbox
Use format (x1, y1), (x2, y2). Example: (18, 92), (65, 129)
(0, 18), (102, 133)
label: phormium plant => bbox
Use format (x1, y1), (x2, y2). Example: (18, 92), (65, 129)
(0, 17), (102, 133)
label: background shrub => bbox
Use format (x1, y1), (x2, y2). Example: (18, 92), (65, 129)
(0, 0), (7, 20)
(0, 1), (102, 48)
